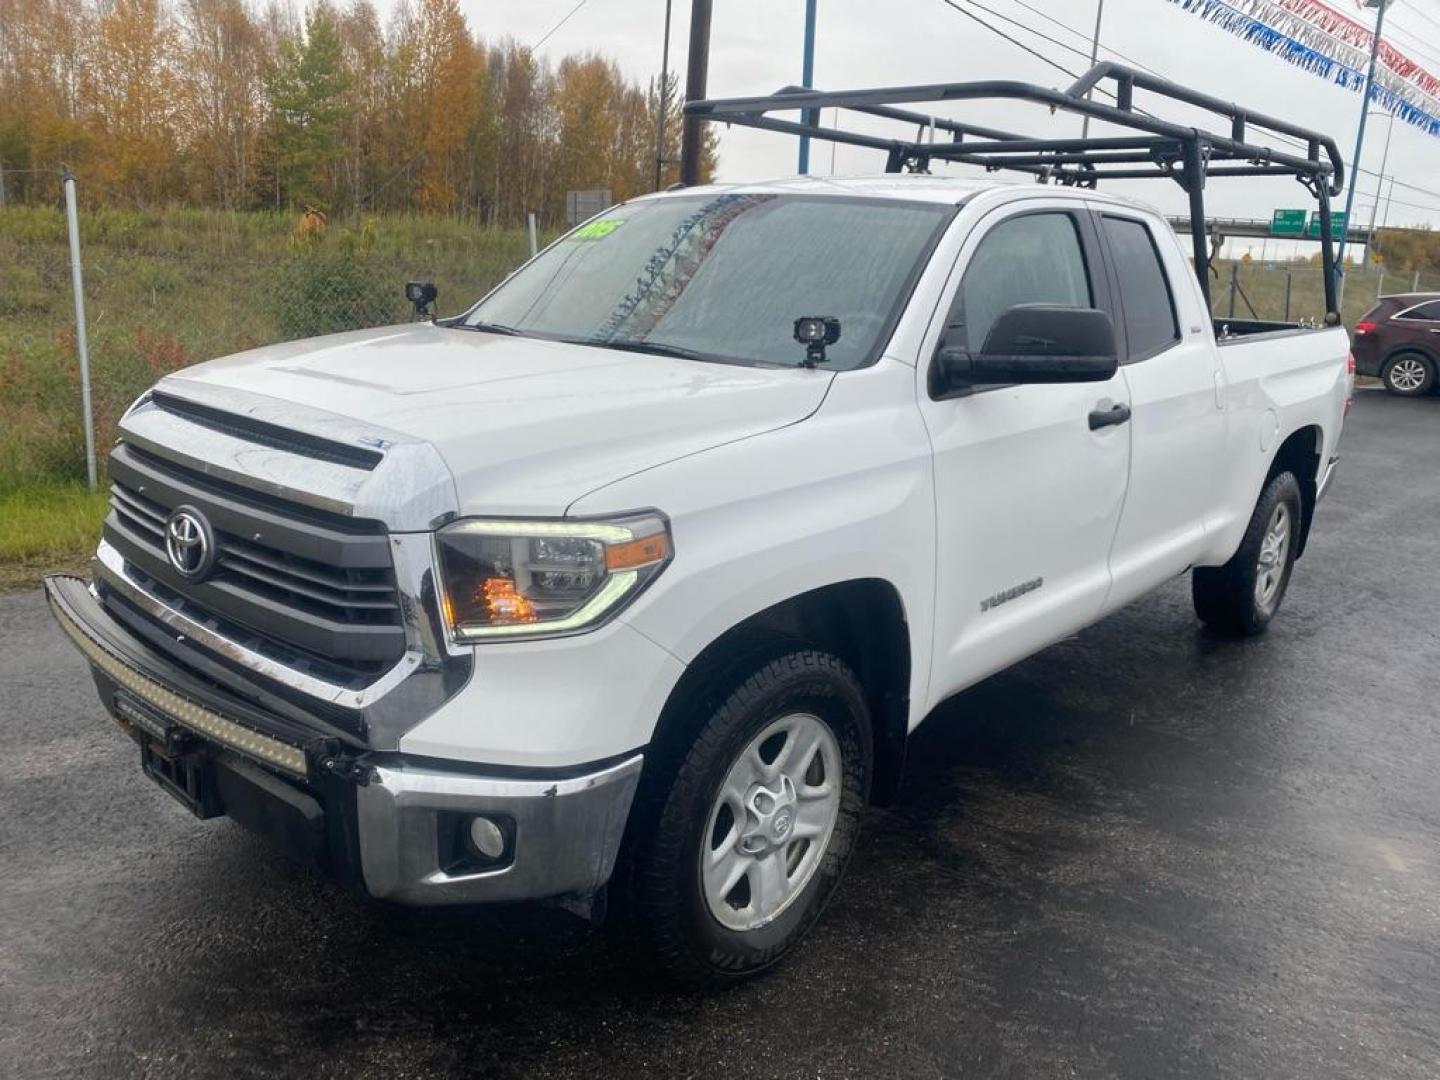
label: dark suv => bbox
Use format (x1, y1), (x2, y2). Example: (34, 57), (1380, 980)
(1354, 293), (1440, 396)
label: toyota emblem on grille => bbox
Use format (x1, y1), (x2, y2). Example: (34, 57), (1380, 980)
(164, 507), (215, 580)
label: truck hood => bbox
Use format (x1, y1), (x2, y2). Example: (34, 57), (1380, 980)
(161, 323), (832, 517)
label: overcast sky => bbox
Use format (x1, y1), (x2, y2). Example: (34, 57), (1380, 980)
(435, 0), (1440, 246)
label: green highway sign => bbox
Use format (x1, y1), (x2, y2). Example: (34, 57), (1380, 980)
(1306, 211), (1347, 239)
(1271, 208), (1307, 236)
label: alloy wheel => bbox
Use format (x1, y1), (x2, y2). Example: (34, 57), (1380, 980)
(1388, 356), (1428, 393)
(700, 712), (842, 932)
(1254, 501), (1292, 614)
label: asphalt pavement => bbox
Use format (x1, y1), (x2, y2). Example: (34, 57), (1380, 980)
(1, 388), (1437, 1079)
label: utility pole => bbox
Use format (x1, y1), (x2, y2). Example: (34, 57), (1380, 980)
(1337, 0), (1390, 303)
(654, 0), (673, 190)
(1363, 108), (1395, 263)
(679, 0), (714, 187)
(62, 169), (97, 490)
(1080, 0), (1105, 138)
(798, 0), (818, 174)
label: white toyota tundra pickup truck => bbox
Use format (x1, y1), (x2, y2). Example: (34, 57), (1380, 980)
(46, 68), (1353, 980)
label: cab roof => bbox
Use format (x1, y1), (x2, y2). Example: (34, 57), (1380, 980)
(639, 172), (1161, 214)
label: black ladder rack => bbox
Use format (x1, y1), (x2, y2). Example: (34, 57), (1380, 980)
(684, 62), (1345, 318)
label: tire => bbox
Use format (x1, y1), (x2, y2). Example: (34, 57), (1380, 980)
(629, 648), (871, 984)
(1380, 352), (1436, 396)
(1192, 470), (1302, 637)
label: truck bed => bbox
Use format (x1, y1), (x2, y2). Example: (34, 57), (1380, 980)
(1212, 318), (1336, 343)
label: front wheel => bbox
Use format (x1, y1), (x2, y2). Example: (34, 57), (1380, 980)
(1192, 471), (1302, 636)
(630, 649), (871, 983)
(1381, 353), (1435, 396)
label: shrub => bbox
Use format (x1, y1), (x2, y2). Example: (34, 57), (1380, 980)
(267, 249), (405, 339)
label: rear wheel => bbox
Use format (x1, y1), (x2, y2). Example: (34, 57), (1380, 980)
(1381, 352), (1435, 396)
(1193, 471), (1302, 636)
(630, 649), (870, 984)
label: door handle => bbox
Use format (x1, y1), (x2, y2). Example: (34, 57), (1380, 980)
(1088, 402), (1132, 430)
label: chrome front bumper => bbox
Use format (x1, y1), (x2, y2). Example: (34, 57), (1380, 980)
(45, 572), (643, 908)
(357, 755), (643, 906)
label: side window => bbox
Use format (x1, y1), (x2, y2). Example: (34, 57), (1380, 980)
(1395, 300), (1440, 321)
(1102, 215), (1180, 362)
(942, 212), (1092, 352)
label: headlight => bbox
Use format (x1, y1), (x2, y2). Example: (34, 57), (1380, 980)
(435, 514), (671, 641)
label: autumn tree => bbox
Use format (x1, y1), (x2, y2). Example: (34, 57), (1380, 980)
(333, 0), (386, 211)
(551, 56), (622, 216)
(84, 0), (180, 199)
(0, 0), (719, 221)
(178, 0), (265, 206)
(486, 41), (553, 226)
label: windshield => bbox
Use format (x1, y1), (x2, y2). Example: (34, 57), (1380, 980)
(463, 193), (954, 370)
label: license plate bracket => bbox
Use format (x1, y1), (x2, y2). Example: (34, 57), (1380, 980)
(119, 693), (224, 819)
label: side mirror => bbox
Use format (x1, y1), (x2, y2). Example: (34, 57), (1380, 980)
(933, 304), (1118, 395)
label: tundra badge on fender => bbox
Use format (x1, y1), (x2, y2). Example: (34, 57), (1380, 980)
(981, 577), (1044, 613)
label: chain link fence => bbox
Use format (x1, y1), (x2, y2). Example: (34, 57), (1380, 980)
(1, 181), (539, 491)
(1207, 260), (1440, 329)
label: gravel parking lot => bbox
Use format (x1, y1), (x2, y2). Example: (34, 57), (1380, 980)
(2, 388), (1436, 1080)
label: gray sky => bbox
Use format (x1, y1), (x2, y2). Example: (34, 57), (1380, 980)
(445, 0), (1440, 244)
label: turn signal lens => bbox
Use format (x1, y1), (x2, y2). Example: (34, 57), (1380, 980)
(605, 533), (671, 571)
(436, 514), (671, 641)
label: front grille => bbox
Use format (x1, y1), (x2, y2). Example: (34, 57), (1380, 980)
(102, 441), (407, 673)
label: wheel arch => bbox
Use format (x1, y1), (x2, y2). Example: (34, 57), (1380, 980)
(1381, 343), (1440, 368)
(644, 578), (912, 808)
(1267, 424), (1323, 558)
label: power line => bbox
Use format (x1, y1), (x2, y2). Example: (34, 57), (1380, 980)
(933, 0), (1151, 113)
(945, 0), (1096, 65)
(936, 0), (1085, 83)
(933, 0), (1440, 216)
(1394, 0), (1440, 36)
(532, 0), (590, 51)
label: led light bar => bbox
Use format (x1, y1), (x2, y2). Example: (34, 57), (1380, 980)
(49, 592), (310, 778)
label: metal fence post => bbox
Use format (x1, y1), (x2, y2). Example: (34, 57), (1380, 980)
(1227, 263), (1238, 318)
(526, 212), (538, 259)
(1284, 271), (1292, 322)
(1413, 269), (1421, 292)
(1377, 268), (1385, 300)
(62, 169), (97, 490)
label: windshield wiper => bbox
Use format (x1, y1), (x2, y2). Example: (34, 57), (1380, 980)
(581, 337), (727, 364)
(460, 320), (525, 337)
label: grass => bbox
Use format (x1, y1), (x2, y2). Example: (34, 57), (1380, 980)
(1, 204), (540, 587)
(1, 205), (537, 487)
(0, 484), (110, 589)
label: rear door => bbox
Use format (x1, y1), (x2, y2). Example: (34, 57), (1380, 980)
(1093, 209), (1227, 611)
(918, 202), (1132, 704)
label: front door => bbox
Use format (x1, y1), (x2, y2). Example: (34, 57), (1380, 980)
(918, 204), (1131, 707)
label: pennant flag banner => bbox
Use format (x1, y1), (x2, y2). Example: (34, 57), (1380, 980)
(1273, 0), (1440, 98)
(1167, 0), (1440, 137)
